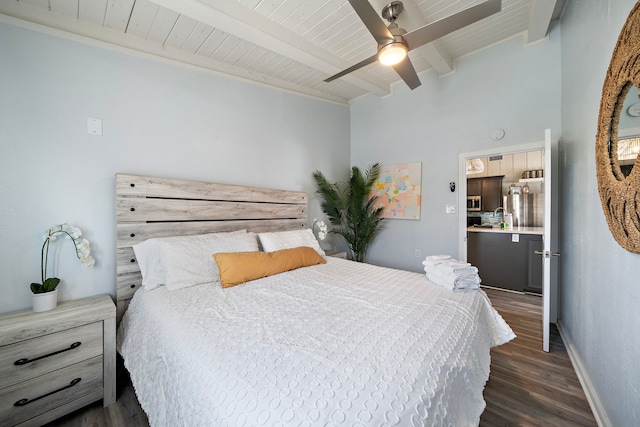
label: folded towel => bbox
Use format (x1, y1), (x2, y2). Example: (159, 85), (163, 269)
(424, 254), (451, 261)
(423, 260), (477, 275)
(423, 255), (451, 265)
(422, 254), (481, 291)
(445, 266), (478, 275)
(453, 276), (482, 290)
(426, 274), (454, 290)
(428, 270), (481, 286)
(426, 271), (481, 292)
(424, 265), (478, 275)
(422, 258), (457, 268)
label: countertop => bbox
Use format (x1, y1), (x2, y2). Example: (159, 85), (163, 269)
(467, 226), (544, 235)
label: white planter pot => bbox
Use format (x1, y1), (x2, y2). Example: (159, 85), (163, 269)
(32, 289), (58, 312)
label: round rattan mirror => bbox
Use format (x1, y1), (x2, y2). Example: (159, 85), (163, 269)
(596, 2), (640, 253)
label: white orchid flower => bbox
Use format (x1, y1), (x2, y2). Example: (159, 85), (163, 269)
(313, 218), (329, 241)
(33, 222), (96, 294)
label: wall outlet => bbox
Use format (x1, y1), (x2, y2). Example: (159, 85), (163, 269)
(414, 249), (421, 258)
(445, 204), (456, 214)
(512, 234), (520, 243)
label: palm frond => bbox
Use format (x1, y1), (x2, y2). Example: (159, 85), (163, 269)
(312, 170), (346, 226)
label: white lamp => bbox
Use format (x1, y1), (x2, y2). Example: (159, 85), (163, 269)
(466, 158), (485, 175)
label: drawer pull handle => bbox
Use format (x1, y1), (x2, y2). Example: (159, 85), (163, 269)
(14, 342), (82, 366)
(14, 378), (81, 407)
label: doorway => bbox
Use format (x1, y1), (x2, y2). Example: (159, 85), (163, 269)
(457, 140), (546, 261)
(458, 134), (559, 352)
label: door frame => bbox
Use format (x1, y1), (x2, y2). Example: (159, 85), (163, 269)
(457, 140), (545, 261)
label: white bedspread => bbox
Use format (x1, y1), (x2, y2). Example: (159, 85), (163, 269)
(117, 258), (514, 427)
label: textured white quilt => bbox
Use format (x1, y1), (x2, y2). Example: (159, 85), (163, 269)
(117, 257), (514, 427)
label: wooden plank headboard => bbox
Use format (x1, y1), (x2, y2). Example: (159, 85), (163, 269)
(115, 173), (308, 322)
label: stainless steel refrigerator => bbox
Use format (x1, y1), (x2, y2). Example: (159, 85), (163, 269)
(504, 193), (544, 227)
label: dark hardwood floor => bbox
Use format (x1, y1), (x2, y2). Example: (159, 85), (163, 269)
(45, 287), (596, 426)
(480, 287), (596, 427)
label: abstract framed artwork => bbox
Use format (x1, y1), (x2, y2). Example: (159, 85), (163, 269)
(371, 162), (422, 220)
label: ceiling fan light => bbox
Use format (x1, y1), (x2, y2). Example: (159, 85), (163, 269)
(378, 42), (407, 66)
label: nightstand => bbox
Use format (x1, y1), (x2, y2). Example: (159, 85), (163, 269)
(0, 294), (116, 427)
(325, 250), (348, 259)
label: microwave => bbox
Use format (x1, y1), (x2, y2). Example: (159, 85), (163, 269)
(467, 195), (482, 211)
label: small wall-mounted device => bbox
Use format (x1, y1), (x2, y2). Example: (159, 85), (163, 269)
(450, 182), (456, 192)
(490, 128), (505, 140)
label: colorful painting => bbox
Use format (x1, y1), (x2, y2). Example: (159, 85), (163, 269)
(371, 162), (422, 220)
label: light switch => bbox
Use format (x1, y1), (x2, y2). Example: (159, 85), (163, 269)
(511, 234), (520, 243)
(87, 117), (102, 136)
(445, 204), (456, 214)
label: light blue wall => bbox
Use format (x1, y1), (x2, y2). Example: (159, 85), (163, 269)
(0, 22), (350, 313)
(351, 29), (562, 272)
(560, 1), (639, 425)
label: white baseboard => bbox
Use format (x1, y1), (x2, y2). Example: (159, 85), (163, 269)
(556, 321), (611, 427)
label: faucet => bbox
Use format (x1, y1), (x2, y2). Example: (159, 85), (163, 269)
(493, 206), (505, 217)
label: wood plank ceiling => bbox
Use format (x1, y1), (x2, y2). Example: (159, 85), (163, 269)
(0, 0), (563, 104)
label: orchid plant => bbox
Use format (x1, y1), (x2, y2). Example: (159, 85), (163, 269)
(31, 222), (95, 294)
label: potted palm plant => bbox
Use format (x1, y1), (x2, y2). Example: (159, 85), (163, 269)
(312, 163), (384, 262)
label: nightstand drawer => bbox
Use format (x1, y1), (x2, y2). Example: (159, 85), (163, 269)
(0, 356), (103, 426)
(0, 322), (103, 389)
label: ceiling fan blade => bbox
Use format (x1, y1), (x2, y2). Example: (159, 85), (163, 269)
(324, 54), (378, 83)
(392, 57), (421, 90)
(403, 0), (501, 51)
(348, 0), (394, 44)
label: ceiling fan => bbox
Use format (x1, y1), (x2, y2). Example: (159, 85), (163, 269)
(325, 0), (502, 90)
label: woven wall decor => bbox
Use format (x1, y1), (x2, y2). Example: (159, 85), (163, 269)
(596, 1), (640, 253)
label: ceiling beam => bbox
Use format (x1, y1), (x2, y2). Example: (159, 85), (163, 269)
(150, 0), (391, 97)
(412, 40), (453, 76)
(0, 5), (351, 104)
(527, 0), (557, 43)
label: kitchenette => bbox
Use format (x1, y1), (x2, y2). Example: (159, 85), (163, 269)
(466, 151), (545, 293)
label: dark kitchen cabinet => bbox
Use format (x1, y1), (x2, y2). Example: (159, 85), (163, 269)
(467, 231), (542, 292)
(481, 176), (503, 212)
(467, 176), (503, 212)
(467, 179), (481, 196)
(526, 237), (543, 293)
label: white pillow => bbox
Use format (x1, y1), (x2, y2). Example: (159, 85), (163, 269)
(258, 229), (326, 257)
(133, 230), (259, 291)
(132, 238), (164, 290)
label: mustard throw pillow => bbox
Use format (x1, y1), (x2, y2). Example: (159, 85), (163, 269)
(213, 246), (326, 288)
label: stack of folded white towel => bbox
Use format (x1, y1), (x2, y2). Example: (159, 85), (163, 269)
(422, 254), (481, 291)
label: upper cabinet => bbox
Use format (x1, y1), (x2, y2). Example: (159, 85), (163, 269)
(481, 176), (504, 212)
(467, 179), (482, 196)
(467, 151), (542, 179)
(467, 150), (544, 195)
(468, 176), (504, 212)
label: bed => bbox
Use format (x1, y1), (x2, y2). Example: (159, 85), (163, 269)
(114, 173), (515, 426)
